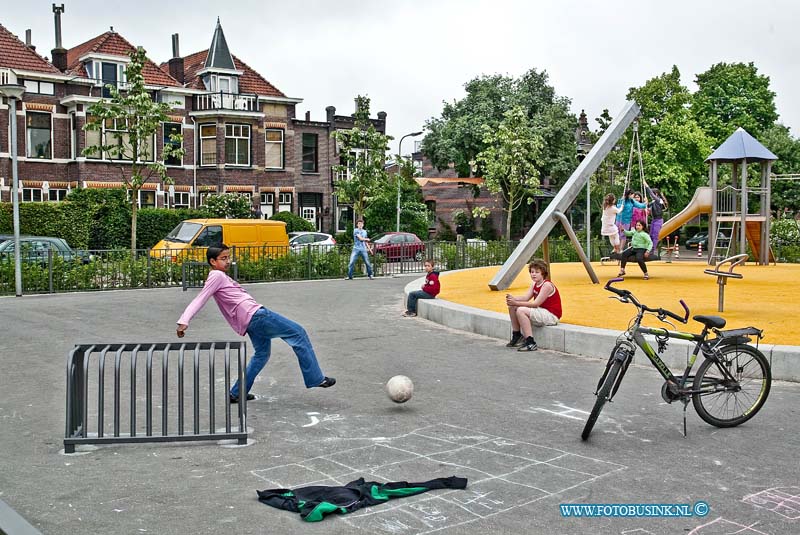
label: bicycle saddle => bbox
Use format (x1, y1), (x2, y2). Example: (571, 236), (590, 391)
(693, 315), (726, 329)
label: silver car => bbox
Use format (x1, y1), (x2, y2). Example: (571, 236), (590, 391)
(288, 232), (337, 252)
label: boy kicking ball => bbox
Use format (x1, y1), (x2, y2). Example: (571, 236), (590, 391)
(176, 244), (335, 403)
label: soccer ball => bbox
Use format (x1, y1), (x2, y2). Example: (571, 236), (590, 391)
(386, 375), (414, 403)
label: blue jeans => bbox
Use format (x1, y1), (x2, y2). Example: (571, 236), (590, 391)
(347, 248), (373, 279)
(407, 290), (434, 313)
(230, 308), (325, 397)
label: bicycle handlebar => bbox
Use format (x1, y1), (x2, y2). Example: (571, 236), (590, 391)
(604, 278), (689, 324)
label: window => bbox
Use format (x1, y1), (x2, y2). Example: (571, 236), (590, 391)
(137, 190), (156, 208)
(105, 118), (129, 160)
(170, 192), (190, 209)
(23, 80), (54, 95)
(85, 115), (101, 159)
(225, 124), (250, 166)
(200, 124), (216, 166)
(260, 192), (274, 218)
(70, 113), (77, 159)
(86, 61), (126, 97)
(49, 189), (68, 202)
(22, 188), (43, 202)
(278, 192), (292, 213)
(26, 112), (52, 159)
(337, 206), (353, 232)
(302, 133), (318, 172)
(265, 129), (284, 169)
(163, 122), (182, 166)
(193, 225), (223, 247)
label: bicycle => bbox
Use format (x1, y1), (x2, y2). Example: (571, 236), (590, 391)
(581, 278), (771, 440)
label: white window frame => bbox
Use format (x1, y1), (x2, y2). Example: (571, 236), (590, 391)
(259, 192), (274, 218)
(23, 80), (55, 95)
(170, 191), (190, 209)
(135, 190), (156, 209)
(26, 111), (53, 159)
(22, 188), (44, 202)
(49, 188), (69, 202)
(70, 112), (77, 160)
(265, 129), (284, 169)
(163, 122), (183, 167)
(302, 133), (318, 173)
(224, 123), (250, 167)
(278, 192), (292, 212)
(200, 123), (216, 166)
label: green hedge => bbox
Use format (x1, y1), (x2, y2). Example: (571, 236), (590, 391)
(269, 211), (315, 233)
(0, 202), (93, 248)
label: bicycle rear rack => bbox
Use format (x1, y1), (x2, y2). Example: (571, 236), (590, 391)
(65, 342), (248, 453)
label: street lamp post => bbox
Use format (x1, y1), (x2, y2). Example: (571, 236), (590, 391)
(396, 131), (423, 232)
(0, 84), (26, 297)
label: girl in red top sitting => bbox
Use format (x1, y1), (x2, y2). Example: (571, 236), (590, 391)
(505, 258), (562, 352)
(403, 260), (440, 317)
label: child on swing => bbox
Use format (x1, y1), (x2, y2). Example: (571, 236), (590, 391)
(618, 220), (653, 280)
(601, 194), (623, 254)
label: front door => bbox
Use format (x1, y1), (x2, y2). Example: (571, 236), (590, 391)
(301, 207), (317, 230)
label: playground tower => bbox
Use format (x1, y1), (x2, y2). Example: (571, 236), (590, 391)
(705, 128), (777, 265)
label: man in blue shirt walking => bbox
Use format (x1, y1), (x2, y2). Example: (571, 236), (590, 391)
(347, 219), (374, 280)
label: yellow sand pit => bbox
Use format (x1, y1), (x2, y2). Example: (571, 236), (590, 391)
(439, 262), (800, 346)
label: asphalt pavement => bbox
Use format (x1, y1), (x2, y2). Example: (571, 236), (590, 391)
(0, 275), (798, 535)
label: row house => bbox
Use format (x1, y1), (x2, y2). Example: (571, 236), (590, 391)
(0, 12), (386, 234)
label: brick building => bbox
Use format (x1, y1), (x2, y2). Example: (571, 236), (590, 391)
(0, 12), (385, 234)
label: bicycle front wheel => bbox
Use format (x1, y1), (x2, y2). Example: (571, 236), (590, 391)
(582, 359), (623, 441)
(692, 344), (771, 428)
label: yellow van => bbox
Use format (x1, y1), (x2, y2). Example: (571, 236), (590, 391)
(150, 219), (289, 261)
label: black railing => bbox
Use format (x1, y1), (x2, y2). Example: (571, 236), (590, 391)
(193, 92), (258, 112)
(4, 239), (798, 295)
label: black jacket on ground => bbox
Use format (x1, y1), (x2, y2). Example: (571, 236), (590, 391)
(257, 476), (468, 522)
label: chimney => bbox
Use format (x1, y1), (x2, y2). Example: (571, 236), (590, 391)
(325, 105), (335, 124)
(25, 29), (35, 51)
(51, 4), (67, 72)
(167, 33), (184, 84)
(305, 111), (311, 121)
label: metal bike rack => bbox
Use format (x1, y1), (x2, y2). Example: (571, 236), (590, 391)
(65, 342), (248, 453)
(703, 253), (748, 312)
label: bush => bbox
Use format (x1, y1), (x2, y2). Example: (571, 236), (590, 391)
(67, 188), (131, 249)
(269, 211), (315, 233)
(200, 193), (252, 219)
(0, 200), (93, 249)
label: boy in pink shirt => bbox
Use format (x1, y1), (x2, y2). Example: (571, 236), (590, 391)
(177, 244), (335, 402)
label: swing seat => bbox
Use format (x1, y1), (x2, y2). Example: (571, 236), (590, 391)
(609, 249), (661, 262)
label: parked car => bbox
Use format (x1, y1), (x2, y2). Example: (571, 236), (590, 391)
(684, 232), (708, 250)
(685, 231), (730, 250)
(0, 235), (91, 264)
(288, 232), (336, 252)
(371, 232), (425, 261)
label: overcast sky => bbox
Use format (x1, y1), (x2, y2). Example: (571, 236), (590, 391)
(7, 0), (800, 155)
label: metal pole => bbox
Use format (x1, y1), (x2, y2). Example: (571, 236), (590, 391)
(586, 179), (591, 260)
(9, 95), (22, 297)
(396, 137), (405, 233)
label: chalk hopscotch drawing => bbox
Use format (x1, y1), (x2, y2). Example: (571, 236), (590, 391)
(688, 517), (768, 535)
(251, 423), (626, 534)
(620, 529), (655, 535)
(301, 412), (345, 428)
(742, 486), (800, 520)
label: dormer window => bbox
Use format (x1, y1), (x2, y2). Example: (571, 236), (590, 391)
(85, 60), (127, 97)
(208, 74), (237, 94)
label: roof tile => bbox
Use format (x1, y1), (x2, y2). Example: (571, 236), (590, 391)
(0, 23), (61, 74)
(168, 49), (285, 96)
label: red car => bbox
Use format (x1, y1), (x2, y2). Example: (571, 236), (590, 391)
(371, 232), (425, 261)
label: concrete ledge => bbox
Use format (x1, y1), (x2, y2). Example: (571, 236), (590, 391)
(405, 276), (799, 382)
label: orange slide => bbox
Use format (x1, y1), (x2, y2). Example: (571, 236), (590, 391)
(658, 187), (712, 240)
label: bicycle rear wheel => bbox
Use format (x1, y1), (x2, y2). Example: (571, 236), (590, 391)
(692, 344), (771, 428)
(582, 359), (623, 441)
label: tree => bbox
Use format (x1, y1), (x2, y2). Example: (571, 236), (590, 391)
(692, 62), (778, 145)
(626, 67), (713, 209)
(477, 107), (544, 239)
(83, 47), (184, 253)
(331, 96), (393, 220)
(200, 193), (252, 219)
(421, 69), (576, 184)
(761, 123), (800, 213)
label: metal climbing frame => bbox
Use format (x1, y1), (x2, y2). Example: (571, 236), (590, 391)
(64, 342), (248, 453)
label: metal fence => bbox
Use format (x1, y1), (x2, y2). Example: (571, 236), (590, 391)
(4, 238), (798, 296)
(64, 341), (248, 453)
